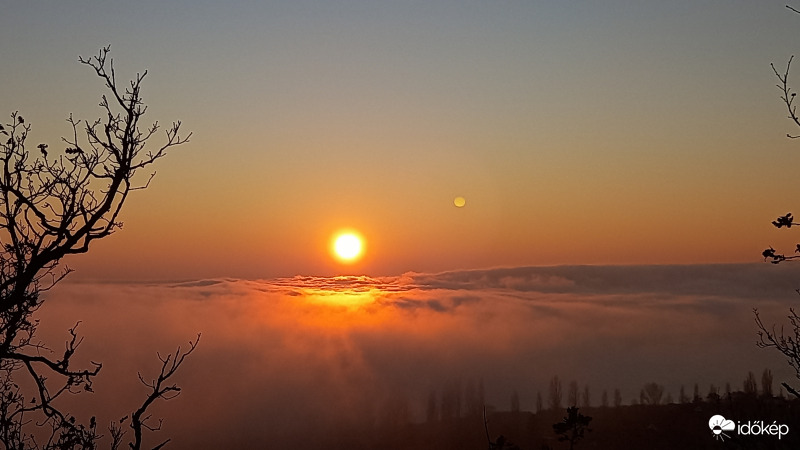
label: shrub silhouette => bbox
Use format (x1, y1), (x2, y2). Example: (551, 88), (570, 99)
(552, 406), (591, 450)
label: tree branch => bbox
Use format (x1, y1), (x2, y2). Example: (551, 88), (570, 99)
(128, 334), (200, 450)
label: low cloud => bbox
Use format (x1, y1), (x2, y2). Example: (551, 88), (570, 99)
(28, 263), (800, 449)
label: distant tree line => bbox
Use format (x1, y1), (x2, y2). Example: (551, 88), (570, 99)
(420, 368), (781, 427)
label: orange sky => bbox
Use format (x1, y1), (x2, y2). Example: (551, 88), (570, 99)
(6, 6), (800, 448)
(3, 2), (800, 280)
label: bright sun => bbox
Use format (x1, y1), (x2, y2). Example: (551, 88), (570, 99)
(332, 232), (364, 263)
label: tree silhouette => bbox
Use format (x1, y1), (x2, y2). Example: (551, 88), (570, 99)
(762, 368), (774, 397)
(567, 380), (578, 408)
(757, 5), (800, 399)
(707, 384), (720, 403)
(754, 308), (800, 398)
(640, 382), (664, 405)
(548, 376), (563, 410)
(552, 407), (591, 450)
(0, 46), (194, 449)
(580, 384), (590, 408)
(612, 388), (621, 407)
(743, 371), (758, 396)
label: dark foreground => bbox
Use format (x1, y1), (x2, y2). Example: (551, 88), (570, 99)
(309, 396), (800, 450)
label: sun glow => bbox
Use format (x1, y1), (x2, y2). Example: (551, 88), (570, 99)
(331, 232), (364, 263)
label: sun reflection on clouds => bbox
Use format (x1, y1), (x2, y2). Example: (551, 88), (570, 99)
(299, 286), (379, 308)
(266, 274), (417, 308)
(253, 275), (424, 328)
(268, 274), (414, 292)
(33, 264), (800, 449)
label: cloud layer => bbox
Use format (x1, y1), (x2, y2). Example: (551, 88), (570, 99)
(29, 263), (800, 448)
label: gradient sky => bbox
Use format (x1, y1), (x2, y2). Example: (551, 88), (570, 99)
(3, 1), (800, 279)
(8, 5), (800, 448)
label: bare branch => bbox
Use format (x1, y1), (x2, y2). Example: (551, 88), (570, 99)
(127, 334), (200, 450)
(754, 308), (800, 397)
(0, 46), (192, 450)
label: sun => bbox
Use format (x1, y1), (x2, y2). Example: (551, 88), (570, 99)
(331, 231), (364, 263)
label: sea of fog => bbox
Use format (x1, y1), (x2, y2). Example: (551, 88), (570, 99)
(30, 263), (800, 448)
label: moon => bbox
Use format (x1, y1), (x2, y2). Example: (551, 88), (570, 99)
(332, 232), (364, 263)
(454, 196), (466, 208)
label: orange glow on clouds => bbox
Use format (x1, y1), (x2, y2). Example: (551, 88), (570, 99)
(34, 264), (800, 448)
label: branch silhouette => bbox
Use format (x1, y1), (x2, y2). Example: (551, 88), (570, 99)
(757, 6), (800, 401)
(754, 308), (800, 398)
(0, 46), (194, 450)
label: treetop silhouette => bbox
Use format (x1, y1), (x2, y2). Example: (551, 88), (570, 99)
(0, 46), (194, 450)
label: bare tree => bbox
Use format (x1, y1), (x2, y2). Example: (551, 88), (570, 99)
(762, 368), (774, 397)
(580, 385), (590, 408)
(743, 371), (758, 396)
(757, 5), (800, 399)
(548, 376), (562, 410)
(0, 46), (193, 449)
(755, 309), (800, 397)
(612, 388), (621, 407)
(707, 384), (720, 403)
(567, 380), (578, 408)
(640, 382), (664, 405)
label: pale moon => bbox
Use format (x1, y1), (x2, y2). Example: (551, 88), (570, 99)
(454, 196), (466, 208)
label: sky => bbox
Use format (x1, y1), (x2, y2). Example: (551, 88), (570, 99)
(5, 2), (800, 448)
(3, 1), (800, 279)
